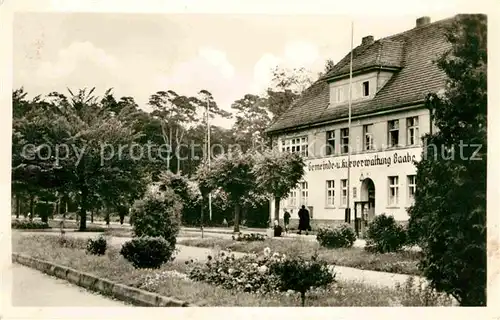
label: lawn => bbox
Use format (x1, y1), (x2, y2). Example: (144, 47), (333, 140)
(177, 237), (422, 276)
(11, 233), (453, 307)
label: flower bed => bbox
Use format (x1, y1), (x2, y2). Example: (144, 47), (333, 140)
(231, 232), (266, 242)
(177, 237), (422, 276)
(187, 247), (335, 306)
(188, 251), (281, 294)
(12, 233), (454, 306)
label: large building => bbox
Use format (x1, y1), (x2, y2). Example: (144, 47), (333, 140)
(266, 16), (456, 235)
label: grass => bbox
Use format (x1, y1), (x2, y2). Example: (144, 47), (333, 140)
(12, 233), (454, 306)
(177, 237), (422, 276)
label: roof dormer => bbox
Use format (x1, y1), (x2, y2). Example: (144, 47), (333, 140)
(324, 36), (406, 108)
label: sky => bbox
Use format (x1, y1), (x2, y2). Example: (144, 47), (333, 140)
(13, 12), (457, 128)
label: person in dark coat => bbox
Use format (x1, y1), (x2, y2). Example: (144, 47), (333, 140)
(298, 205), (311, 235)
(283, 209), (291, 233)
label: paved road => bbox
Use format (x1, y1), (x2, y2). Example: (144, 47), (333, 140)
(12, 263), (127, 307)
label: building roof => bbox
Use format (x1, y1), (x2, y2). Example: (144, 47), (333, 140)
(324, 39), (405, 79)
(266, 16), (456, 134)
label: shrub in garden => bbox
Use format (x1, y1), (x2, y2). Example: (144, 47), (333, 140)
(56, 235), (87, 249)
(365, 214), (407, 253)
(35, 202), (54, 223)
(269, 254), (335, 306)
(86, 236), (107, 255)
(157, 171), (203, 226)
(11, 219), (50, 229)
(242, 202), (270, 228)
(394, 277), (456, 306)
(316, 223), (356, 248)
(130, 187), (182, 245)
(232, 232), (266, 242)
(120, 236), (176, 269)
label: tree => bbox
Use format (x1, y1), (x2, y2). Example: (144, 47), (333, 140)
(265, 66), (313, 119)
(253, 148), (305, 226)
(12, 88), (148, 231)
(148, 90), (196, 173)
(407, 14), (486, 306)
(231, 94), (271, 152)
(12, 93), (74, 220)
(318, 59), (335, 78)
(195, 150), (258, 232)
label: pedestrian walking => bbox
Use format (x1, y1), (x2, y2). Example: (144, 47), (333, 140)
(297, 205), (311, 235)
(283, 209), (291, 233)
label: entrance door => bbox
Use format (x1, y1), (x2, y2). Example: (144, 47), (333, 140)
(360, 178), (375, 237)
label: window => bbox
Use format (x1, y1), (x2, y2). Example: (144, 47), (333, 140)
(326, 180), (335, 206)
(335, 87), (344, 103)
(363, 124), (374, 150)
(341, 179), (348, 206)
(325, 130), (335, 155)
(362, 81), (370, 97)
(281, 137), (308, 157)
(408, 175), (416, 201)
(407, 116), (419, 146)
(388, 176), (399, 206)
(341, 128), (349, 154)
(388, 120), (399, 147)
(288, 189), (297, 207)
(300, 181), (308, 205)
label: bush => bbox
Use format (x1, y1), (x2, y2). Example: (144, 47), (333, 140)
(243, 203), (270, 228)
(131, 188), (182, 246)
(56, 235), (88, 249)
(35, 202), (54, 223)
(232, 233), (266, 242)
(86, 236), (107, 255)
(11, 219), (51, 230)
(156, 171), (208, 227)
(365, 214), (407, 253)
(393, 276), (456, 306)
(269, 253), (335, 306)
(316, 223), (356, 248)
(120, 236), (176, 269)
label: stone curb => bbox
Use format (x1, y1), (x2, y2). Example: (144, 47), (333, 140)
(12, 253), (192, 307)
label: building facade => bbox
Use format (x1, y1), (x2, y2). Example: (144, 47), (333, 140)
(266, 16), (454, 234)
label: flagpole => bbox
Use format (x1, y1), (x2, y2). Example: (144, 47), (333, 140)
(346, 21), (354, 226)
(207, 98), (213, 222)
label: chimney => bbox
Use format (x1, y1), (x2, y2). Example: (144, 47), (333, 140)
(416, 16), (431, 28)
(362, 35), (374, 46)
